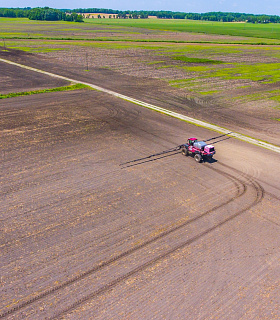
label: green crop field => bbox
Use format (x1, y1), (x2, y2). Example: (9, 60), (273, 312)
(85, 18), (280, 41)
(85, 19), (280, 40)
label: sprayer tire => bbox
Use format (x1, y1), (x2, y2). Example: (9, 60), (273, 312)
(182, 148), (188, 156)
(194, 154), (202, 163)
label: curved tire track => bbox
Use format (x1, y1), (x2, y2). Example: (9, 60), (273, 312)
(0, 165), (258, 319)
(51, 165), (264, 320)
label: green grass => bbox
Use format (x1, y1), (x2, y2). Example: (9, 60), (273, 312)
(172, 55), (223, 64)
(198, 90), (219, 95)
(6, 45), (65, 53)
(270, 98), (280, 106)
(205, 63), (280, 83)
(230, 90), (280, 108)
(168, 60), (280, 93)
(168, 79), (193, 88)
(85, 18), (280, 41)
(0, 83), (91, 99)
(147, 60), (165, 65)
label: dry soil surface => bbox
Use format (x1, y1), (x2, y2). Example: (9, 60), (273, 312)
(0, 59), (69, 94)
(1, 50), (280, 320)
(2, 47), (279, 146)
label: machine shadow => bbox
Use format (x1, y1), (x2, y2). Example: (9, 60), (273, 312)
(120, 152), (181, 169)
(211, 136), (232, 144)
(203, 157), (218, 164)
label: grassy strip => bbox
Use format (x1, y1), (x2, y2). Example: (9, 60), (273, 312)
(232, 89), (280, 102)
(0, 83), (90, 99)
(168, 62), (280, 95)
(172, 55), (223, 64)
(202, 63), (280, 82)
(1, 36), (280, 45)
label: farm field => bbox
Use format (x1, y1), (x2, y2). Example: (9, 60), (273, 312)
(2, 17), (280, 42)
(1, 18), (280, 146)
(1, 18), (280, 319)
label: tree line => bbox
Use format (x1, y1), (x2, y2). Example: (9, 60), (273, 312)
(0, 7), (84, 22)
(0, 7), (280, 23)
(70, 9), (280, 23)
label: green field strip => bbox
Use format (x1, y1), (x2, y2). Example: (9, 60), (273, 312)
(0, 83), (91, 99)
(1, 36), (280, 45)
(84, 19), (280, 41)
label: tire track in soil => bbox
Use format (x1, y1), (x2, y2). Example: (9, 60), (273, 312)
(0, 165), (258, 319)
(0, 101), (221, 250)
(0, 77), (265, 317)
(255, 179), (280, 201)
(0, 163), (241, 281)
(217, 163), (280, 228)
(0, 170), (240, 277)
(1, 102), (146, 227)
(0, 165), (240, 277)
(50, 167), (264, 320)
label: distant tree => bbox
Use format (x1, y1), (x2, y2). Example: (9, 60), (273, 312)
(3, 9), (16, 17)
(247, 15), (257, 23)
(28, 8), (43, 20)
(156, 11), (173, 19)
(64, 14), (72, 21)
(75, 14), (84, 22)
(172, 12), (185, 19)
(140, 13), (148, 19)
(117, 13), (127, 19)
(43, 9), (61, 21)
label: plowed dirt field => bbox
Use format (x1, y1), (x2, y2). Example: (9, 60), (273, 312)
(1, 49), (280, 320)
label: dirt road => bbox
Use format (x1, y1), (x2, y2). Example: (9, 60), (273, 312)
(1, 51), (280, 319)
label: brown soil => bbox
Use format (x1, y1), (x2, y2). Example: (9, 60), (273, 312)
(1, 48), (280, 320)
(1, 47), (280, 146)
(4, 39), (277, 142)
(0, 61), (69, 94)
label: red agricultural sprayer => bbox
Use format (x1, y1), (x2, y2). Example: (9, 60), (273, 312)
(120, 133), (232, 167)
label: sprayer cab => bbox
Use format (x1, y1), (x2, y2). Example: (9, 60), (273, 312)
(187, 137), (197, 145)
